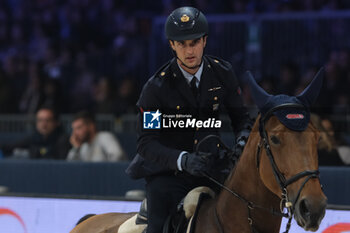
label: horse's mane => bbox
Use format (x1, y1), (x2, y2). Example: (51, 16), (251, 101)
(223, 114), (261, 187)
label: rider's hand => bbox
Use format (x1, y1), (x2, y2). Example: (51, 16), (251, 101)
(180, 152), (210, 176)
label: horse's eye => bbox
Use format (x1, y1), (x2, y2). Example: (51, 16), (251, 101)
(270, 135), (280, 145)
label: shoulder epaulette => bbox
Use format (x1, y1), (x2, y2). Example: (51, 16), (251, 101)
(154, 59), (173, 79)
(205, 55), (232, 71)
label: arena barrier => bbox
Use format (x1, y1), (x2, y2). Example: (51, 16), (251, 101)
(0, 160), (145, 198)
(0, 159), (349, 205)
(0, 195), (349, 233)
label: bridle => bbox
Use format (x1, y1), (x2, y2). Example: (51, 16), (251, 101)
(201, 103), (320, 233)
(256, 103), (320, 232)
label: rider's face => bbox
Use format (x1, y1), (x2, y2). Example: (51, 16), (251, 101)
(170, 36), (207, 74)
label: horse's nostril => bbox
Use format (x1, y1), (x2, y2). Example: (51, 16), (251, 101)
(299, 199), (310, 218)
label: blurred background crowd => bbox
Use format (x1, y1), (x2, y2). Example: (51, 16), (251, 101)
(0, 0), (349, 164)
(0, 0), (350, 115)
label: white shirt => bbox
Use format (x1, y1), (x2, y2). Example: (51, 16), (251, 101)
(177, 61), (203, 88)
(67, 132), (126, 162)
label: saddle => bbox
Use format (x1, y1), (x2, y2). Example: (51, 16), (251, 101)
(118, 186), (215, 233)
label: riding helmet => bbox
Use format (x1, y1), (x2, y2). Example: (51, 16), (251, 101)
(165, 6), (208, 41)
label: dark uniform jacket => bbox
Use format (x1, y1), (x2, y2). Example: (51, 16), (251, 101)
(126, 55), (250, 179)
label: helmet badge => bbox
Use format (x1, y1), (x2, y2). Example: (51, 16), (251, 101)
(180, 14), (190, 22)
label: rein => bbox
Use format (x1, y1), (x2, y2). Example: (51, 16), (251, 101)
(203, 172), (287, 233)
(201, 103), (320, 233)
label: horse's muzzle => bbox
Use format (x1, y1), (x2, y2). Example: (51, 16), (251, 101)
(294, 196), (327, 231)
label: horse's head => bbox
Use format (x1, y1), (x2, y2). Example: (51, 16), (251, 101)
(246, 70), (327, 231)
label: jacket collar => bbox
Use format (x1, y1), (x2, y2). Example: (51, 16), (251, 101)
(177, 61), (203, 87)
(170, 59), (197, 107)
(170, 56), (214, 108)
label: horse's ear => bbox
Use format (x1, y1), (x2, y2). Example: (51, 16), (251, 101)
(297, 67), (324, 107)
(245, 71), (272, 110)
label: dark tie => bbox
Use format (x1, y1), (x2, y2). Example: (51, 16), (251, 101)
(190, 76), (198, 98)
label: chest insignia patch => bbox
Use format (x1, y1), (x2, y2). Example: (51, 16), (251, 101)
(213, 103), (219, 111)
(208, 87), (221, 91)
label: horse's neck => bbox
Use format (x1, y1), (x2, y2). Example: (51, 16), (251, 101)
(215, 128), (282, 232)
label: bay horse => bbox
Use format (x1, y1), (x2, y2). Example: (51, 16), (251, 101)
(71, 69), (327, 233)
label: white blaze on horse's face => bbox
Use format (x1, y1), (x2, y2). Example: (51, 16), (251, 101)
(259, 116), (327, 231)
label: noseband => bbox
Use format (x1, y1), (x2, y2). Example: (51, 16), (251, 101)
(256, 103), (320, 232)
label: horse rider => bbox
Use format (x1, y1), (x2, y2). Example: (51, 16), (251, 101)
(126, 6), (252, 233)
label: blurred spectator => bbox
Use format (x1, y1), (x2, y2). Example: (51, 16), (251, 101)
(275, 62), (300, 95)
(228, 0), (248, 13)
(42, 78), (64, 113)
(67, 111), (126, 161)
(69, 52), (94, 112)
(0, 68), (14, 113)
(18, 61), (45, 114)
(311, 114), (345, 166)
(0, 105), (71, 159)
(3, 54), (28, 108)
(92, 77), (116, 114)
(321, 117), (350, 165)
(0, 0), (349, 118)
(295, 66), (319, 95)
(114, 76), (139, 117)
